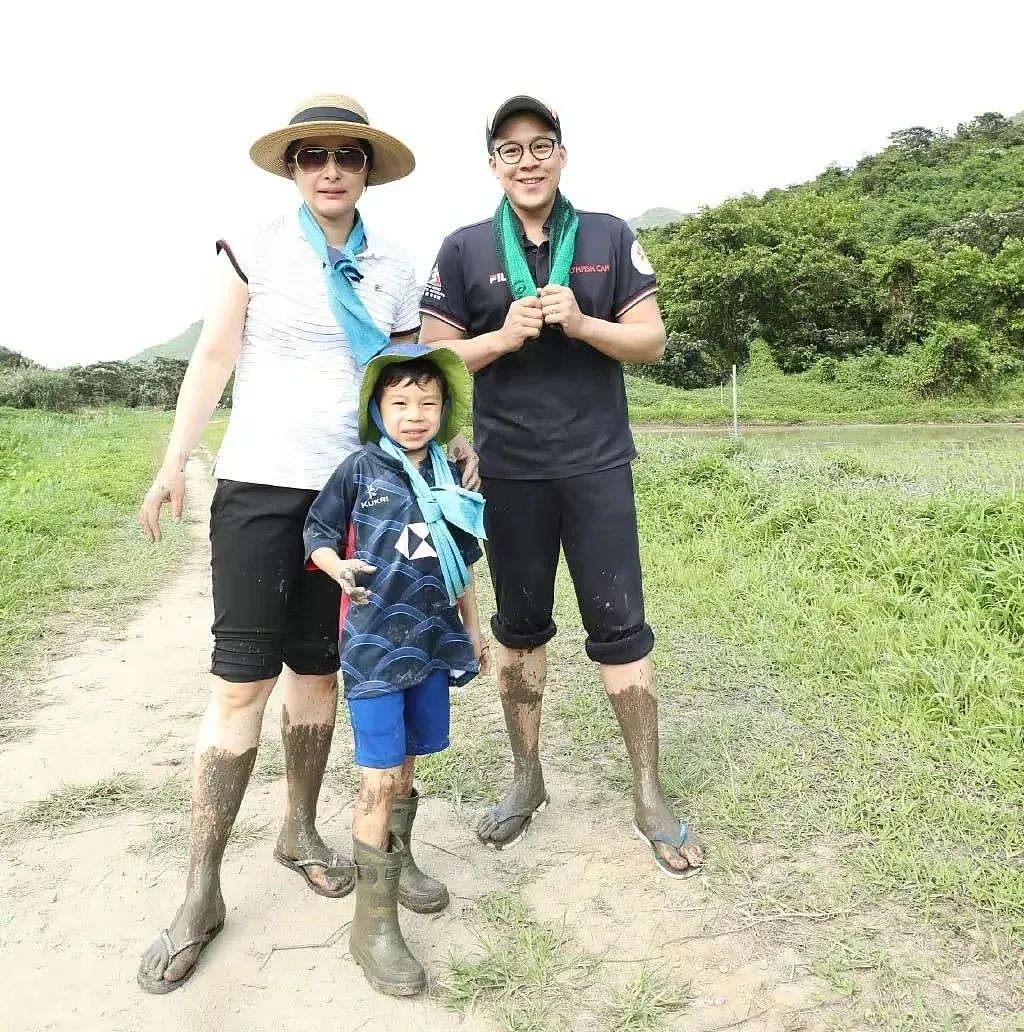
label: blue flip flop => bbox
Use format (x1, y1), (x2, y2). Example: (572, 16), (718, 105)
(632, 820), (704, 880)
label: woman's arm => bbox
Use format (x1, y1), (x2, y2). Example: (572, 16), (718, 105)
(139, 253), (247, 541)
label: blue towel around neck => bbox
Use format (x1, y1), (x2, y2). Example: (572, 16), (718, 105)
(297, 204), (390, 368)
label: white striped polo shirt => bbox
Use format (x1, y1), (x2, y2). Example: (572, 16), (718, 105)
(214, 213), (420, 491)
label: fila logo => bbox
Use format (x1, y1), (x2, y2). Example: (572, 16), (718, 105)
(489, 272), (508, 285)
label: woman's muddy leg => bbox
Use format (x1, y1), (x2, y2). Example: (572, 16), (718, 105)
(139, 674), (274, 985)
(276, 670), (344, 891)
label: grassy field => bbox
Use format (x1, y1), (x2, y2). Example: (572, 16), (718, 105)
(0, 407), (186, 739)
(625, 371), (1024, 426)
(541, 428), (1022, 1023)
(4, 406), (1021, 1025)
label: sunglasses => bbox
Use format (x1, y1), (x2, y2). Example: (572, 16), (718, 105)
(291, 146), (368, 175)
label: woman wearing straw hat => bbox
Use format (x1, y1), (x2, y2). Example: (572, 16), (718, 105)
(136, 93), (479, 994)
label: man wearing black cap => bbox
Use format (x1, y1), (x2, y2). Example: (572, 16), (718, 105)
(419, 96), (704, 877)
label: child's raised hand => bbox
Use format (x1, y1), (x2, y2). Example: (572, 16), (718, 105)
(335, 559), (377, 605)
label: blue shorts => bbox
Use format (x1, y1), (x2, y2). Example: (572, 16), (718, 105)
(347, 669), (451, 769)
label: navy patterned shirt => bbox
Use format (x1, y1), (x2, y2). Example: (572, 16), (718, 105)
(303, 444), (483, 699)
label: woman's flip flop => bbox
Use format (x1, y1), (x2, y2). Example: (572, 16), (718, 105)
(273, 848), (355, 898)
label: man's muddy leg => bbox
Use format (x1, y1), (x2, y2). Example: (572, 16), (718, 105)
(138, 674), (273, 986)
(477, 644), (549, 847)
(275, 670), (346, 892)
(602, 658), (704, 873)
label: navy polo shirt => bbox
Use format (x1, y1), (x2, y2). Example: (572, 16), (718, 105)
(420, 205), (658, 480)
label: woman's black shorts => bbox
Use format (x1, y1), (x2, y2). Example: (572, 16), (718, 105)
(209, 479), (341, 683)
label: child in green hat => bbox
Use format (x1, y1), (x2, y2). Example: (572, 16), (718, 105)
(303, 343), (488, 996)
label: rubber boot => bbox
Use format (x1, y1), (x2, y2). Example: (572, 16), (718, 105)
(349, 834), (426, 996)
(390, 789), (450, 913)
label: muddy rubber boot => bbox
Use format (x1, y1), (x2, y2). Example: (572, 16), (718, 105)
(390, 789), (450, 914)
(349, 834), (426, 997)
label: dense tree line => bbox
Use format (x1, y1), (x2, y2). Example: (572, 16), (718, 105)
(0, 358), (231, 412)
(639, 112), (1024, 393)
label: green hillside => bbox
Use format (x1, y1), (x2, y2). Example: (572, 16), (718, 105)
(131, 320), (202, 363)
(629, 206), (686, 231)
(640, 110), (1024, 392)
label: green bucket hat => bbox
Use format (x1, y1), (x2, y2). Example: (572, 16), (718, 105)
(359, 344), (472, 446)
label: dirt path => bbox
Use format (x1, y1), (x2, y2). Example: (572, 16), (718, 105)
(0, 460), (988, 1032)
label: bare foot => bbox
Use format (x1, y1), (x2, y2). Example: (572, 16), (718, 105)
(276, 824), (350, 893)
(476, 768), (548, 848)
(635, 795), (704, 873)
(137, 892), (226, 990)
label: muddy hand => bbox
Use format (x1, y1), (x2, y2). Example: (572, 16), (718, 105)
(336, 560), (377, 605)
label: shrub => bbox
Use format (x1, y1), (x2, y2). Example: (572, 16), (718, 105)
(0, 369), (78, 412)
(907, 321), (998, 396)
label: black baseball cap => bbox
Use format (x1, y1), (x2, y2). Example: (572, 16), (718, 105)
(486, 95), (562, 152)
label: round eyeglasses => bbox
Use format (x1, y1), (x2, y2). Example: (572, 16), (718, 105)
(493, 137), (558, 165)
(291, 146), (368, 175)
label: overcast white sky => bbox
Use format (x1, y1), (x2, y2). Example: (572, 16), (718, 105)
(2, 0), (1022, 366)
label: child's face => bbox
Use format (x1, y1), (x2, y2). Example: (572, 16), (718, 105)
(378, 375), (445, 454)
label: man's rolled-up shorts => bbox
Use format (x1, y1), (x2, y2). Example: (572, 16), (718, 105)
(209, 480), (341, 683)
(481, 463), (654, 665)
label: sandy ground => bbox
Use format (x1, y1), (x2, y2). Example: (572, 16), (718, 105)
(0, 460), (845, 1032)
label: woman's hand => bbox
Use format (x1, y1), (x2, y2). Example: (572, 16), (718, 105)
(139, 466), (186, 543)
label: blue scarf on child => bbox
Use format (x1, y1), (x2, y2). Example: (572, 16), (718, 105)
(298, 204), (390, 368)
(370, 402), (486, 606)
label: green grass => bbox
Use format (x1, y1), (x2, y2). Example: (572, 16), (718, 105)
(555, 431), (1023, 954)
(437, 889), (599, 1031)
(0, 407), (188, 739)
(10, 773), (189, 833)
(416, 692), (506, 807)
(202, 413), (229, 455)
(598, 968), (692, 1032)
(252, 738), (286, 782)
(546, 429), (1024, 1024)
(625, 371), (1024, 426)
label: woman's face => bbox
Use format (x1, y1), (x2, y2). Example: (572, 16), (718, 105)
(289, 134), (369, 224)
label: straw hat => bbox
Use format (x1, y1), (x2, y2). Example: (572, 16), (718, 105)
(249, 93), (415, 185)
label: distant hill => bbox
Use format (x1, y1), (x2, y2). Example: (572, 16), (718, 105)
(629, 207), (685, 231)
(131, 321), (202, 363)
